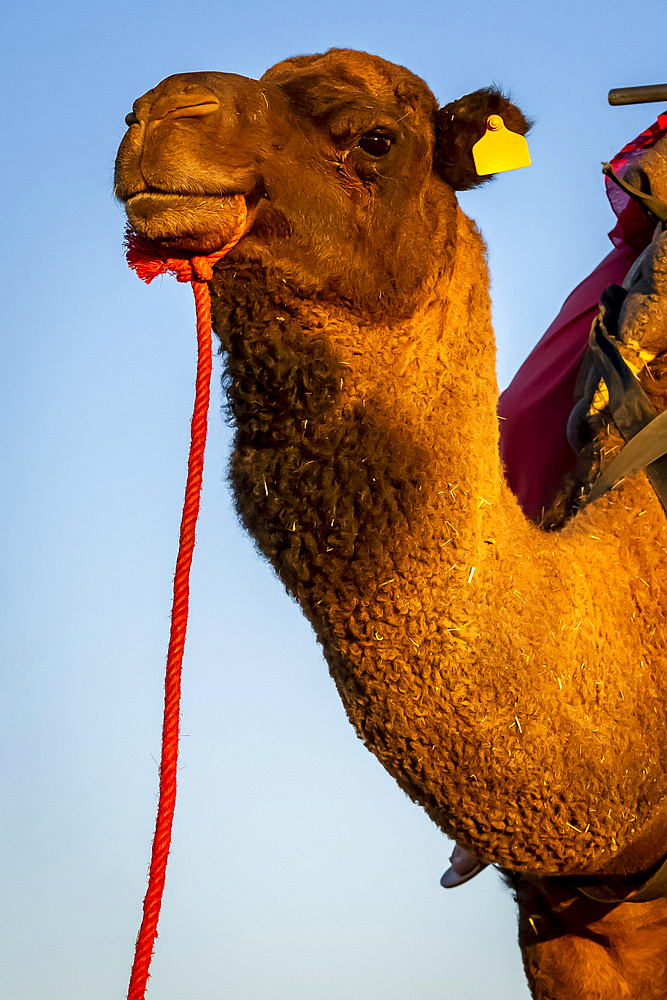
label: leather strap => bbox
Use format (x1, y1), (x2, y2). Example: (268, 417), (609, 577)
(602, 163), (667, 223)
(577, 851), (667, 904)
(586, 409), (667, 506)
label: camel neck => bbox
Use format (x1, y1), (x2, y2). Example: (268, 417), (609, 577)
(212, 208), (526, 608)
(209, 214), (667, 879)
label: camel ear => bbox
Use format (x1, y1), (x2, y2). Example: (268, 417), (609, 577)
(434, 87), (532, 190)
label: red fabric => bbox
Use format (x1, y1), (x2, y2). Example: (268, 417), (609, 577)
(498, 115), (667, 522)
(497, 244), (640, 521)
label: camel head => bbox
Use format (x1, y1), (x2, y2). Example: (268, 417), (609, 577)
(115, 48), (529, 315)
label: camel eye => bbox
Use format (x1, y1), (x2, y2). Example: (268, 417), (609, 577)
(358, 131), (393, 156)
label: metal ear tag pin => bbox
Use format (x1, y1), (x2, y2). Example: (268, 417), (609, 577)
(472, 114), (531, 176)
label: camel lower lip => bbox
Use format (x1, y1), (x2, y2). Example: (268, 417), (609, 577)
(125, 190), (241, 213)
(125, 190), (238, 201)
(124, 191), (246, 251)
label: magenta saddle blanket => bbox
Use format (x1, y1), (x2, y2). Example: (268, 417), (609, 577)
(498, 114), (667, 522)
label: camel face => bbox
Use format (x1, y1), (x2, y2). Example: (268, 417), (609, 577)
(116, 70), (273, 253)
(115, 49), (529, 313)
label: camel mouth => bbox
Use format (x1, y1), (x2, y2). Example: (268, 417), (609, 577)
(123, 190), (254, 253)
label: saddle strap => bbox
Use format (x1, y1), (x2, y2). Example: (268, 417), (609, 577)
(577, 850), (667, 904)
(602, 163), (667, 223)
(586, 409), (667, 506)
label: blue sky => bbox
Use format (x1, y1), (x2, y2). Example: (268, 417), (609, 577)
(2, 2), (664, 998)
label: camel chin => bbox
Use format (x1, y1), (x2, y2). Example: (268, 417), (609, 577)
(124, 191), (242, 252)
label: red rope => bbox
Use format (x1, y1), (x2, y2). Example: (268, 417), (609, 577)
(126, 279), (211, 1000)
(125, 197), (246, 1000)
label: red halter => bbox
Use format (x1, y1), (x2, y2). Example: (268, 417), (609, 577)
(124, 195), (247, 1000)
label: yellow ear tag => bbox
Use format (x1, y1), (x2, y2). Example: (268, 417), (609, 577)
(472, 114), (531, 176)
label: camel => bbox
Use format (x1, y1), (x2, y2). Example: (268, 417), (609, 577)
(115, 49), (667, 998)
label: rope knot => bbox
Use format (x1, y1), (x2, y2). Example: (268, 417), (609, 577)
(124, 194), (248, 284)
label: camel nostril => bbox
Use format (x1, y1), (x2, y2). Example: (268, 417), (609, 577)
(125, 111), (139, 126)
(166, 100), (220, 119)
(148, 92), (221, 122)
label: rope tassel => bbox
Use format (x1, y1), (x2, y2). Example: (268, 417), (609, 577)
(124, 197), (246, 1000)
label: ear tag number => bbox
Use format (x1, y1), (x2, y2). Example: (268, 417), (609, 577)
(472, 115), (531, 176)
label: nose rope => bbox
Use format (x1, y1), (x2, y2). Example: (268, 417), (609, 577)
(124, 194), (246, 1000)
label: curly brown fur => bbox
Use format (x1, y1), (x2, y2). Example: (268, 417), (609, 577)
(208, 211), (667, 878)
(116, 50), (667, 999)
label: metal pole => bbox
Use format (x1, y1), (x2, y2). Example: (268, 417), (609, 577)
(609, 85), (667, 106)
